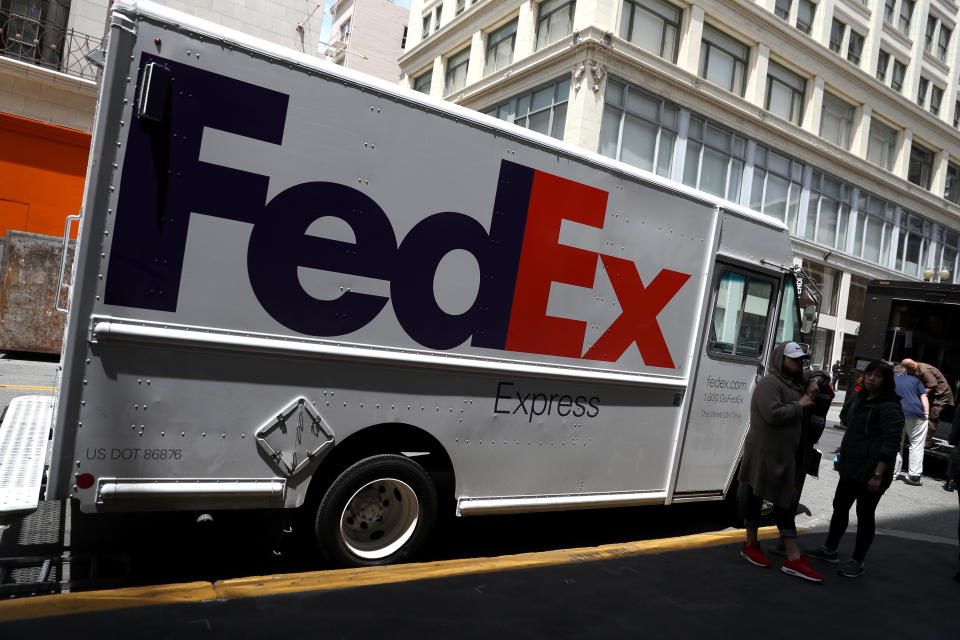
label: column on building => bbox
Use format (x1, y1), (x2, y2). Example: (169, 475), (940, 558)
(932, 148), (950, 198)
(675, 3), (704, 77)
(801, 75), (824, 135)
(410, 0), (427, 44)
(572, 0), (618, 33)
(945, 8), (960, 127)
(810, 0), (835, 47)
(515, 0), (537, 60)
(831, 270), (853, 367)
(902, 0), (929, 103)
(860, 0), (887, 82)
(893, 127), (914, 180)
(849, 102), (872, 161)
(466, 30), (485, 86)
(429, 55), (445, 98)
(562, 53), (607, 152)
(745, 43), (770, 106)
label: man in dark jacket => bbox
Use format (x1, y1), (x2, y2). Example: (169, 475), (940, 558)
(738, 341), (823, 582)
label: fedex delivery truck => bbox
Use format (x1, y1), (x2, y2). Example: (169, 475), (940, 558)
(0, 0), (819, 567)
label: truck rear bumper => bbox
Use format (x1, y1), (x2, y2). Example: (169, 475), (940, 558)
(0, 395), (54, 520)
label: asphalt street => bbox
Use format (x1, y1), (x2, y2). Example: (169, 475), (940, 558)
(0, 354), (58, 411)
(2, 532), (957, 638)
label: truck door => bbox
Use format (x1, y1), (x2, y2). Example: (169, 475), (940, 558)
(671, 264), (780, 496)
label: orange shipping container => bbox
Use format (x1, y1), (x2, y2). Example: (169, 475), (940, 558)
(0, 113), (90, 238)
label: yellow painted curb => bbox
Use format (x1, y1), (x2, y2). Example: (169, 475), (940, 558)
(0, 581), (218, 623)
(0, 385), (55, 391)
(216, 526), (781, 598)
(0, 526), (780, 622)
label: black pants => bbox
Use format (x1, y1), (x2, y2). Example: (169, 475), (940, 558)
(824, 476), (884, 562)
(740, 482), (797, 538)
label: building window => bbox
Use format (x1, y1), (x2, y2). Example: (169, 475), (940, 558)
(456, 0), (466, 16)
(765, 61), (805, 125)
(820, 92), (855, 150)
(796, 0), (815, 35)
(954, 101), (960, 128)
(883, 0), (895, 24)
(866, 119), (898, 171)
(485, 19), (517, 75)
(946, 162), (960, 204)
(891, 59), (906, 92)
(413, 70), (432, 94)
(847, 30), (864, 65)
(895, 212), (931, 277)
(852, 192), (895, 267)
(917, 76), (929, 106)
(434, 6), (442, 31)
(899, 0), (914, 36)
(444, 47), (470, 96)
(829, 18), (844, 53)
(535, 0), (576, 50)
(939, 26), (952, 62)
(924, 15), (937, 53)
(339, 19), (351, 43)
(682, 116), (746, 202)
(698, 25), (749, 96)
(876, 50), (889, 82)
(931, 86), (943, 116)
(934, 228), (959, 282)
(908, 143), (933, 190)
(422, 13), (432, 37)
(483, 76), (570, 139)
(598, 77), (678, 177)
(750, 146), (805, 233)
(805, 172), (853, 251)
(774, 0), (790, 21)
(620, 0), (681, 63)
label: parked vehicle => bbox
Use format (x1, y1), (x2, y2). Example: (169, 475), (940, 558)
(0, 0), (819, 567)
(851, 278), (960, 459)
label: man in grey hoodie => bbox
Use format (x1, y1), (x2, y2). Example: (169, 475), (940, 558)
(738, 341), (823, 583)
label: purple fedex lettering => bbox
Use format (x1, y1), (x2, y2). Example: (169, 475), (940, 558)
(109, 56), (532, 345)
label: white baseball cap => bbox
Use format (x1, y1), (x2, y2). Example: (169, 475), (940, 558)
(783, 341), (807, 359)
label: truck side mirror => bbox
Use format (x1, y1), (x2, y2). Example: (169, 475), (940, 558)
(801, 304), (817, 334)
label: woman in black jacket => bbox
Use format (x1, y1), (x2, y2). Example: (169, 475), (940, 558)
(807, 360), (904, 577)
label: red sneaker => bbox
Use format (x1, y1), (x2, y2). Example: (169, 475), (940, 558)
(740, 542), (771, 568)
(781, 555), (825, 583)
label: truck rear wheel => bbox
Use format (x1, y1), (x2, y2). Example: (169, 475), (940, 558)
(315, 454), (437, 567)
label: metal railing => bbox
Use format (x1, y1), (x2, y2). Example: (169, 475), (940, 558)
(0, 6), (103, 81)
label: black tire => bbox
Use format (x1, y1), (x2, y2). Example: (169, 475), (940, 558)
(315, 454), (437, 567)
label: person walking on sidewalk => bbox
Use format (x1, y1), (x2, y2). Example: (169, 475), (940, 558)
(738, 341), (824, 583)
(832, 360), (841, 388)
(807, 361), (904, 578)
(892, 364), (929, 486)
(901, 358), (953, 446)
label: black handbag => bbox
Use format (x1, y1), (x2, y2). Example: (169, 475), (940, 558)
(807, 447), (822, 478)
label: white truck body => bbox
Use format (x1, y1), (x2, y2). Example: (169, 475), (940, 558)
(0, 0), (815, 563)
